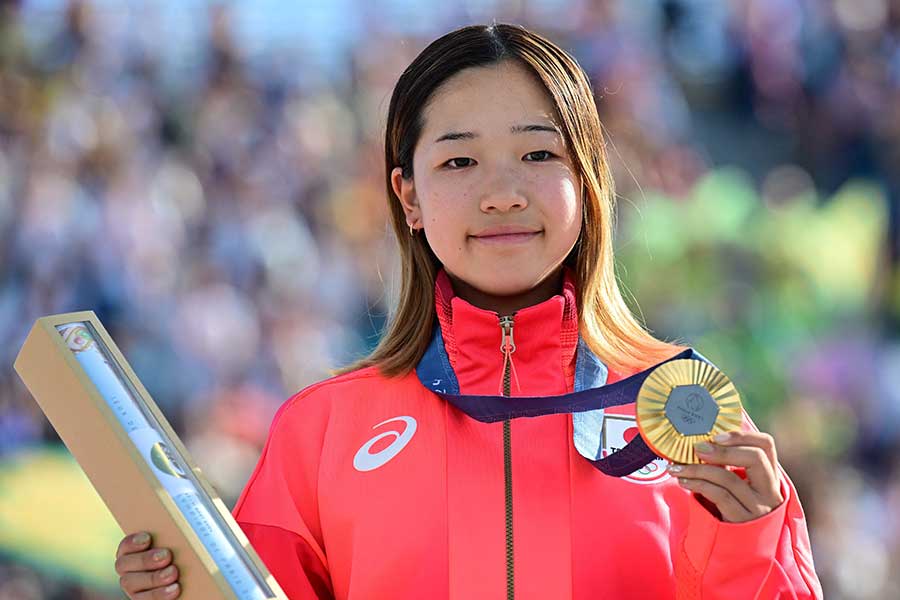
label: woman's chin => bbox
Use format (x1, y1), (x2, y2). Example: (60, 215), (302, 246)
(463, 273), (551, 297)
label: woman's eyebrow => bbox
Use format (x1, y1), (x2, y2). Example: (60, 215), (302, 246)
(434, 123), (561, 143)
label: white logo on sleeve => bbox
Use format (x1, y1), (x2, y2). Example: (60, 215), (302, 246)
(353, 416), (418, 472)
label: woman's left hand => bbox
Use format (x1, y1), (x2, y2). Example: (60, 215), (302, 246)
(667, 431), (785, 523)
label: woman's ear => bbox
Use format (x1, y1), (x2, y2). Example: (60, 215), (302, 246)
(391, 166), (422, 227)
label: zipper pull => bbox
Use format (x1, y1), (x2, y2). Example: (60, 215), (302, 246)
(498, 315), (522, 395)
(499, 315), (516, 354)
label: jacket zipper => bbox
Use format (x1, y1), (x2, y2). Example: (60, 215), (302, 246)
(499, 314), (515, 600)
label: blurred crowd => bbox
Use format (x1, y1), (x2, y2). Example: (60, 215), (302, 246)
(0, 0), (898, 598)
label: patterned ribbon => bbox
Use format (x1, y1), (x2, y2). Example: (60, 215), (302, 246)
(415, 324), (709, 477)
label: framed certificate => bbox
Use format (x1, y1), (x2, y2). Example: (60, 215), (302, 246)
(14, 311), (288, 600)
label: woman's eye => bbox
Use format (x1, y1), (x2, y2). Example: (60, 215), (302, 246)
(525, 150), (554, 161)
(444, 157), (475, 169)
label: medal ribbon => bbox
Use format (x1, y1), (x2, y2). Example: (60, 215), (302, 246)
(416, 325), (710, 477)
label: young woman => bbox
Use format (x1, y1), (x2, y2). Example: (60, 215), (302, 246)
(114, 23), (822, 600)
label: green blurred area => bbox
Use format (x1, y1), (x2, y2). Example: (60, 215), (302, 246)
(0, 445), (122, 593)
(617, 167), (887, 424)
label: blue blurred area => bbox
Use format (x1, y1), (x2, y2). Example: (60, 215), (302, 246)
(1, 0), (898, 598)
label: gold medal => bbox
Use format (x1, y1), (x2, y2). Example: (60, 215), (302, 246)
(635, 359), (743, 464)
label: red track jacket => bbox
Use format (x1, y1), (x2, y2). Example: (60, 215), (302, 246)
(232, 268), (822, 599)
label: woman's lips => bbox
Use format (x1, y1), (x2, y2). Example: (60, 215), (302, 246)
(471, 231), (542, 245)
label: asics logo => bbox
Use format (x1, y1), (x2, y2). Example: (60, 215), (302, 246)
(352, 416), (417, 472)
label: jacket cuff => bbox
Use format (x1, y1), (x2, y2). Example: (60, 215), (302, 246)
(683, 471), (791, 573)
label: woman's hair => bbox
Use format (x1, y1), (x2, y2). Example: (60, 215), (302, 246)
(334, 23), (683, 378)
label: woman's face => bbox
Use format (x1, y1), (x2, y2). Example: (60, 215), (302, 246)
(391, 60), (583, 303)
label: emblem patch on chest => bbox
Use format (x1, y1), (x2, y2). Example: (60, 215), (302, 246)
(601, 414), (671, 484)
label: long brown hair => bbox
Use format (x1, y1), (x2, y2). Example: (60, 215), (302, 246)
(334, 23), (683, 378)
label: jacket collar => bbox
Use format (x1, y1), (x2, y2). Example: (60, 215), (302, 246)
(432, 267), (580, 396)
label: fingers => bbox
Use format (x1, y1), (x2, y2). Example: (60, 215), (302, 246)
(714, 431), (778, 469)
(670, 430), (786, 522)
(675, 476), (754, 522)
(117, 532), (152, 559)
(115, 546), (173, 576)
(668, 463), (759, 513)
(131, 582), (181, 599)
(693, 435), (782, 503)
(115, 532), (180, 599)
(120, 566), (180, 598)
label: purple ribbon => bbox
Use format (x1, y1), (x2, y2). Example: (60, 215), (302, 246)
(416, 325), (707, 477)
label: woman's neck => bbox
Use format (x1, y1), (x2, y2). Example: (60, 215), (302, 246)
(444, 269), (565, 316)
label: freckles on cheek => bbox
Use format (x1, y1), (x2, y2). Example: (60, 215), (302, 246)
(432, 191), (468, 210)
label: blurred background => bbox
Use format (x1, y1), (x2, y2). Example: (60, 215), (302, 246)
(0, 0), (898, 598)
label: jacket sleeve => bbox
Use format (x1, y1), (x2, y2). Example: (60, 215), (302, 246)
(673, 411), (824, 600)
(231, 386), (335, 600)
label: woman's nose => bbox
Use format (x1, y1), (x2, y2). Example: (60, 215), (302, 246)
(480, 193), (527, 212)
(479, 177), (528, 213)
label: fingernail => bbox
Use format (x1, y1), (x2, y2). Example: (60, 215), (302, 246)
(713, 432), (731, 443)
(133, 532), (150, 545)
(694, 442), (714, 454)
(161, 565), (176, 578)
(153, 549), (169, 562)
(165, 583), (179, 594)
(667, 464), (684, 473)
(678, 477), (692, 486)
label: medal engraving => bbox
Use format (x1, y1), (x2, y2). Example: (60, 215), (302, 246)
(665, 384), (719, 435)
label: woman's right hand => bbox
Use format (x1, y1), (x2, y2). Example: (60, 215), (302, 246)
(115, 532), (181, 598)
